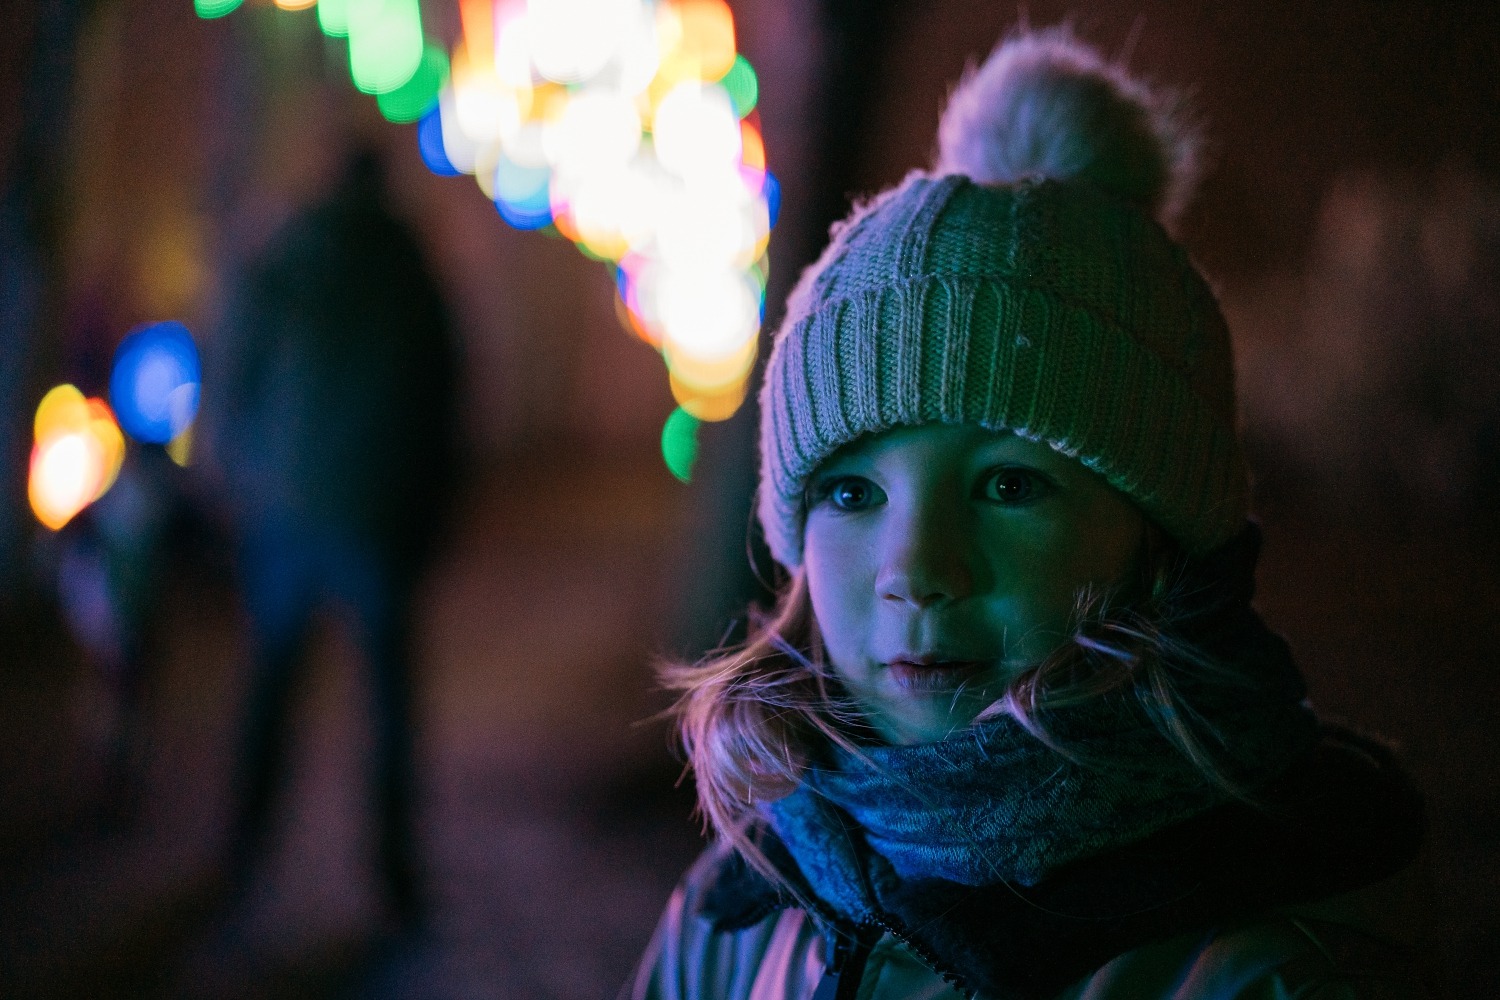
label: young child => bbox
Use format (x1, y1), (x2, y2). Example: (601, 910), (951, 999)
(631, 29), (1427, 1000)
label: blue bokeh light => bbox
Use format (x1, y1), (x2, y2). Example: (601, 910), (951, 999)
(418, 108), (460, 177)
(109, 321), (201, 445)
(763, 171), (781, 230)
(494, 157), (553, 230)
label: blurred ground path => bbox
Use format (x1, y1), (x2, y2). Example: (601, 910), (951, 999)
(0, 447), (705, 999)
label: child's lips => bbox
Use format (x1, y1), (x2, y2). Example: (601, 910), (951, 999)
(885, 657), (990, 692)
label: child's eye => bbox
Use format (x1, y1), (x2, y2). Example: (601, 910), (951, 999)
(980, 466), (1047, 505)
(813, 476), (884, 512)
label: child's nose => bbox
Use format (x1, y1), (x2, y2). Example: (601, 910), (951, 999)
(875, 504), (974, 608)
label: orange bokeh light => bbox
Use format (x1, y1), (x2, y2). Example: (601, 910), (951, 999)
(28, 385), (125, 531)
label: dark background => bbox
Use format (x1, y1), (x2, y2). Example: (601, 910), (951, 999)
(1, 1), (1497, 997)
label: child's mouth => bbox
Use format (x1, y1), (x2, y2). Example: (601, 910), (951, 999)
(886, 658), (989, 692)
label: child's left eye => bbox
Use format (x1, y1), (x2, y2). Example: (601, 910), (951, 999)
(980, 467), (1046, 505)
(811, 475), (885, 512)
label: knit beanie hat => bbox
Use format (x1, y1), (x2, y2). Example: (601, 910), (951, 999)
(757, 29), (1249, 567)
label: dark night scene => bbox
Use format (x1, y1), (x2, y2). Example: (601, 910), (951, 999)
(0, 1), (1496, 998)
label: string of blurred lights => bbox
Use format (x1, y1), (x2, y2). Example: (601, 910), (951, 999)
(195, 0), (777, 486)
(32, 0), (773, 530)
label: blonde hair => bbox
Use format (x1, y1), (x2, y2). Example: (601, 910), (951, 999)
(660, 531), (1258, 886)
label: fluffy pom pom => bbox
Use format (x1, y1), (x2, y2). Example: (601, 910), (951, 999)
(935, 27), (1201, 228)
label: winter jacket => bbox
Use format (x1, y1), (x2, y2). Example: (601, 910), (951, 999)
(629, 729), (1430, 1000)
(630, 842), (1431, 1000)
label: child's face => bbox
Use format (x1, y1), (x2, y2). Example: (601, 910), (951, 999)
(803, 423), (1146, 745)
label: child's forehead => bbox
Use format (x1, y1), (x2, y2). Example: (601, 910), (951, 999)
(815, 423), (1068, 470)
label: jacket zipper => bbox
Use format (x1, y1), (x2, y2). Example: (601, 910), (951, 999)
(865, 909), (978, 999)
(811, 925), (878, 1000)
(747, 874), (979, 997)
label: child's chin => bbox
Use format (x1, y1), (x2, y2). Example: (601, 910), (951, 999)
(878, 697), (990, 745)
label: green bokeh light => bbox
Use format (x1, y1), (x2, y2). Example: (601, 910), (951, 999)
(377, 42), (447, 122)
(318, 0), (350, 36)
(348, 0), (424, 95)
(661, 407), (700, 483)
(719, 55), (759, 118)
(194, 0), (243, 19)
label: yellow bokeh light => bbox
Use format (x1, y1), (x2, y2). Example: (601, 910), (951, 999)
(655, 0), (734, 84)
(85, 398), (125, 500)
(29, 386), (125, 531)
(658, 266), (759, 361)
(474, 142), (504, 200)
(134, 207), (206, 318)
(654, 1), (683, 65)
(670, 369), (747, 422)
(273, 0), (316, 9)
(167, 425), (194, 467)
(664, 329), (756, 391)
(35, 384), (91, 443)
(526, 81), (571, 124)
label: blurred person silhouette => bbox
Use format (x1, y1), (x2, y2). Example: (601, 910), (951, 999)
(205, 148), (461, 932)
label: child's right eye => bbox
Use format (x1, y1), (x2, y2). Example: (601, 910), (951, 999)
(813, 476), (884, 512)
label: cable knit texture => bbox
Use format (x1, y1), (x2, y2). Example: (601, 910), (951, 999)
(757, 172), (1247, 567)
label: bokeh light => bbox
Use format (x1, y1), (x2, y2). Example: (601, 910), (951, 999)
(530, 0), (640, 84)
(719, 54), (758, 117)
(652, 82), (741, 179)
(347, 0), (426, 95)
(377, 42), (448, 122)
(437, 87), (481, 174)
(109, 321), (202, 445)
(660, 406), (699, 483)
(495, 155), (553, 228)
(194, 0), (243, 18)
(762, 170), (781, 228)
(418, 108), (460, 175)
(656, 0), (735, 84)
(444, 0), (774, 443)
(202, 0), (775, 455)
(29, 386), (126, 531)
(318, 0), (350, 34)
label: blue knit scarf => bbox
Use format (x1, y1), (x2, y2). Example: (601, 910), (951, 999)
(767, 528), (1321, 925)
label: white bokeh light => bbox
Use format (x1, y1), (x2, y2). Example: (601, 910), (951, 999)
(528, 0), (641, 84)
(658, 265), (759, 361)
(651, 82), (741, 179)
(543, 89), (642, 172)
(438, 86), (481, 174)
